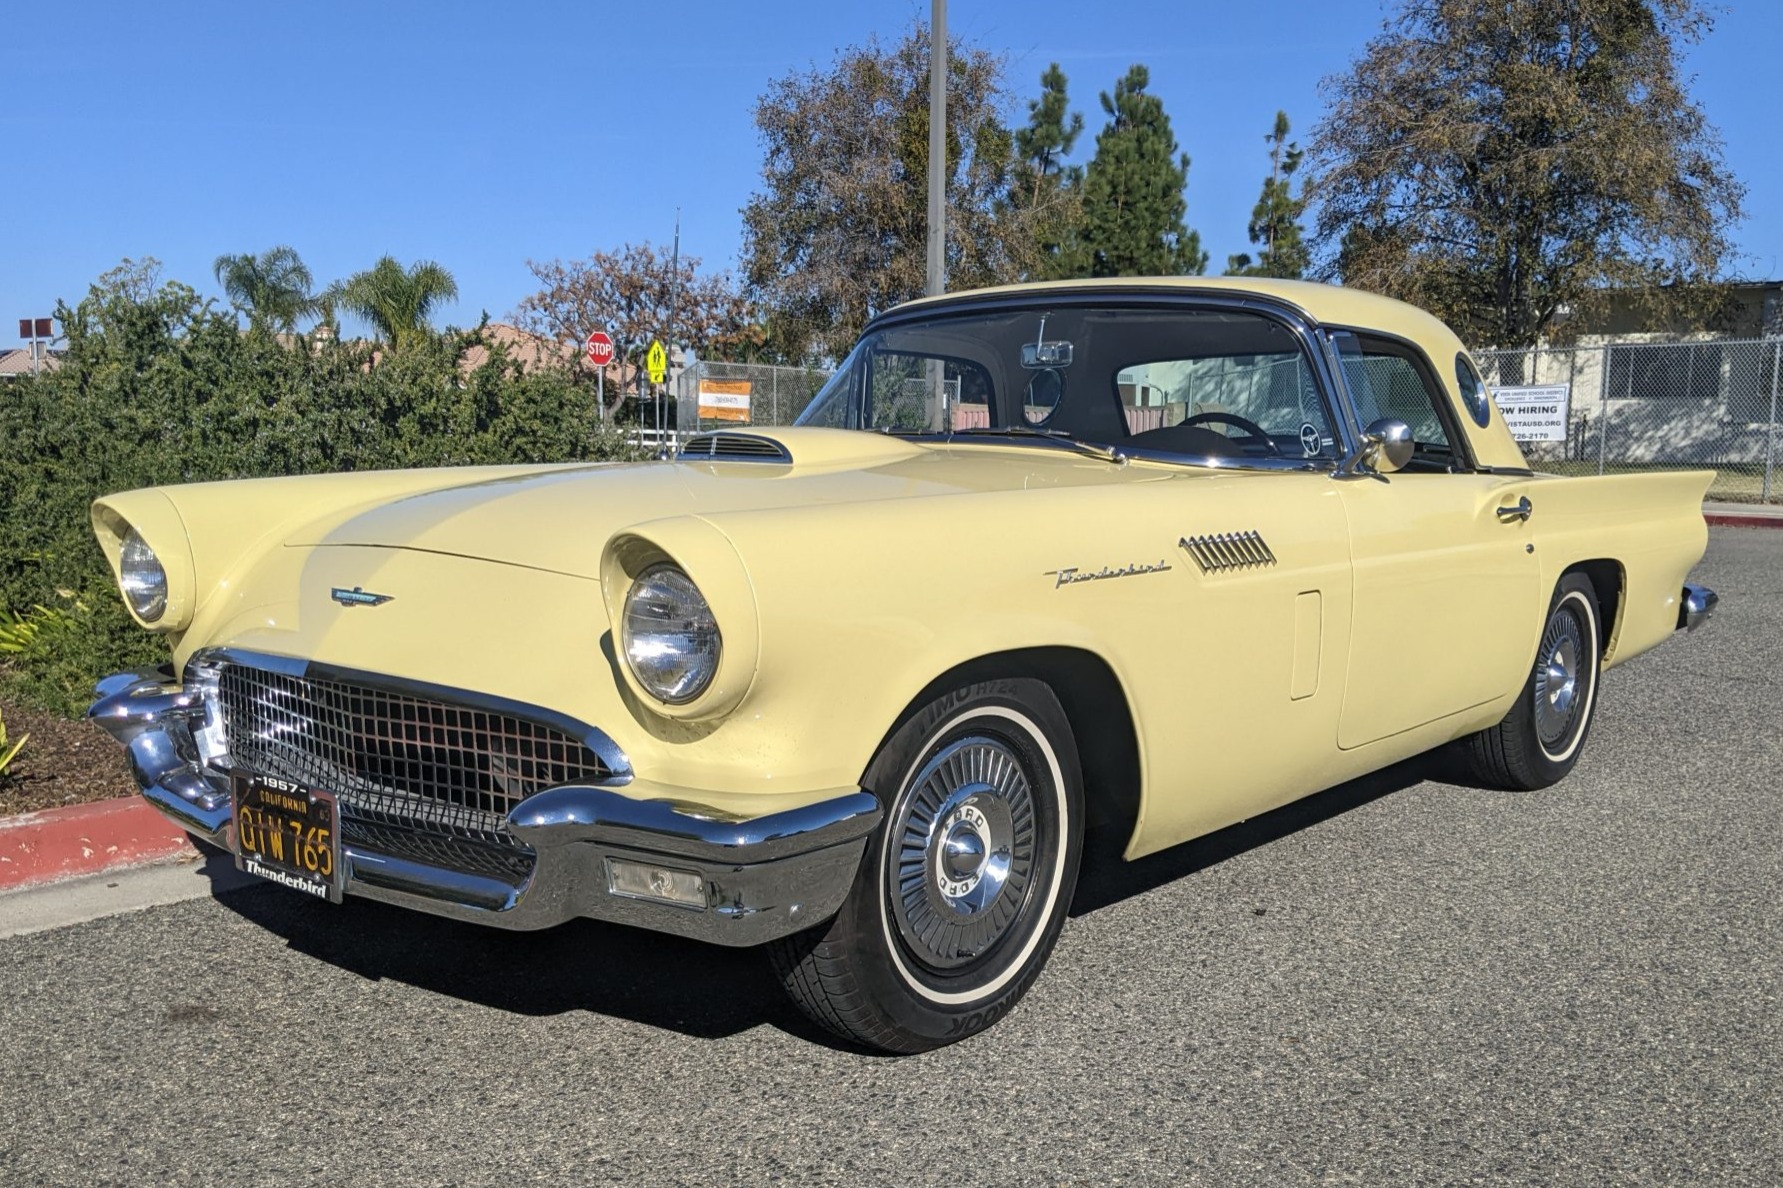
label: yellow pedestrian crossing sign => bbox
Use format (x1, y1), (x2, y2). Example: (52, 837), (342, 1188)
(646, 340), (667, 385)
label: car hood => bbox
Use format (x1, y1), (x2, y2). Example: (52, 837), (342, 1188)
(293, 427), (1188, 578)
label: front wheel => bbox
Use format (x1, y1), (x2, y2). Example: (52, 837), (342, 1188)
(771, 678), (1084, 1053)
(1452, 572), (1603, 790)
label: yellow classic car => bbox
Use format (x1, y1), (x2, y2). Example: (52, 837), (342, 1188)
(88, 278), (1716, 1052)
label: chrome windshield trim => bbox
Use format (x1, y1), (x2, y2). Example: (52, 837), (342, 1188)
(845, 288), (1359, 469)
(186, 646), (633, 781)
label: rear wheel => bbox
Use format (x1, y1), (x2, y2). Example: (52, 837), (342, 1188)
(771, 678), (1083, 1053)
(1453, 572), (1603, 790)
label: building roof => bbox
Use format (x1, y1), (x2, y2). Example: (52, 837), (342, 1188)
(0, 347), (62, 377)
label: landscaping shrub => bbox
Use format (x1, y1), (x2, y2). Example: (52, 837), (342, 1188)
(0, 706), (24, 782)
(0, 265), (643, 716)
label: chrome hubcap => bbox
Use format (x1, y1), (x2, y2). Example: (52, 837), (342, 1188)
(888, 736), (1036, 971)
(1534, 606), (1588, 750)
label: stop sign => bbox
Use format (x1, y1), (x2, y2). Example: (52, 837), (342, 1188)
(585, 330), (615, 367)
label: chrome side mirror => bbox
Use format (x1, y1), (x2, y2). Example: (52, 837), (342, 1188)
(1333, 418), (1413, 481)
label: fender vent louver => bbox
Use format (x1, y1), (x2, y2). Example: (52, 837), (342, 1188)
(678, 432), (792, 464)
(1179, 531), (1277, 574)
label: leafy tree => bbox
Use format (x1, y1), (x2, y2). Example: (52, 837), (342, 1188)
(330, 256), (460, 349)
(513, 242), (757, 412)
(1308, 0), (1744, 346)
(1010, 63), (1086, 279)
(1076, 65), (1206, 278)
(213, 245), (317, 334)
(1227, 112), (1308, 279)
(740, 23), (1037, 360)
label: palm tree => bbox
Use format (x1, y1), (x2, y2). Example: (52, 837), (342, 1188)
(330, 257), (459, 349)
(212, 246), (317, 335)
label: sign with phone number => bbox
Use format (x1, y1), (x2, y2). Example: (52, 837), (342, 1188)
(1490, 384), (1571, 443)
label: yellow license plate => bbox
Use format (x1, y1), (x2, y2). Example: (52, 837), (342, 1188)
(231, 772), (342, 903)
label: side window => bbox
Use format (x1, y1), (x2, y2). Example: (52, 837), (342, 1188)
(1455, 354), (1491, 428)
(1331, 332), (1454, 453)
(1116, 350), (1338, 459)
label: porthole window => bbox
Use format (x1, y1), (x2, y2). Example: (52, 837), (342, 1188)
(1455, 354), (1491, 428)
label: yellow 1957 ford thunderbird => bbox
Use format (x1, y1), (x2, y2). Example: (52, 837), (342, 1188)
(88, 278), (1716, 1052)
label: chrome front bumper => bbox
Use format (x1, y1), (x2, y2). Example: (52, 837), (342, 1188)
(1678, 583), (1718, 632)
(89, 669), (879, 945)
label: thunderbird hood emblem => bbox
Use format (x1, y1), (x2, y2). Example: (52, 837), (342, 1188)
(331, 586), (394, 608)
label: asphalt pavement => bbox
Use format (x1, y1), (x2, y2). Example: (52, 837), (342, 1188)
(0, 527), (1776, 1187)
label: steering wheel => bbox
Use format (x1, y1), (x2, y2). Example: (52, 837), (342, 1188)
(1181, 412), (1280, 455)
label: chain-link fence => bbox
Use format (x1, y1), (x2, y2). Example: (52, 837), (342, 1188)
(1474, 338), (1783, 503)
(673, 361), (834, 434)
(663, 341), (1782, 503)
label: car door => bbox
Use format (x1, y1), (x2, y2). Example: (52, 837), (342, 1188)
(1328, 331), (1543, 749)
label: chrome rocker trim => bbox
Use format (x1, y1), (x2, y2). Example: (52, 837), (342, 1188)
(88, 666), (879, 945)
(1678, 583), (1718, 632)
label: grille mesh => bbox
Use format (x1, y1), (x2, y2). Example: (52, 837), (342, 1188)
(217, 664), (610, 864)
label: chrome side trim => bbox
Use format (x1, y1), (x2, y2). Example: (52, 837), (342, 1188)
(1679, 583), (1717, 632)
(1179, 531), (1277, 573)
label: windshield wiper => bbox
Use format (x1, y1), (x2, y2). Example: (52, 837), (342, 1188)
(943, 426), (1128, 465)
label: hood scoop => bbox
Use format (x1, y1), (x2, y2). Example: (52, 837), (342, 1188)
(677, 432), (793, 464)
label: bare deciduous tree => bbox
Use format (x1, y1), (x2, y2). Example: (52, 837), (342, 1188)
(513, 243), (756, 414)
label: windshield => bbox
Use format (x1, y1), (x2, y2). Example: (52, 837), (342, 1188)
(795, 304), (1341, 463)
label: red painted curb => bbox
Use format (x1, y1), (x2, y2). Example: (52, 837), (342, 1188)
(1705, 512), (1783, 530)
(0, 795), (195, 892)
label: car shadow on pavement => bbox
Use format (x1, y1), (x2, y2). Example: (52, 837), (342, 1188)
(209, 869), (842, 1046)
(1070, 755), (1435, 917)
(199, 755), (1439, 1049)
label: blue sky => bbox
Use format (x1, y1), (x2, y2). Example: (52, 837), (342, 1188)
(3, 0), (1778, 341)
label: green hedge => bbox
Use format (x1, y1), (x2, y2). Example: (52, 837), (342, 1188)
(0, 272), (642, 715)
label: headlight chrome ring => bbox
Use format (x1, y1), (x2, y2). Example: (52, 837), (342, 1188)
(621, 563), (721, 705)
(118, 528), (169, 623)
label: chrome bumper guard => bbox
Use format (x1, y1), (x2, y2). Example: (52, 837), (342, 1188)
(1678, 583), (1718, 632)
(88, 669), (879, 945)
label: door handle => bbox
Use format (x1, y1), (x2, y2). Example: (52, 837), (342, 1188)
(1496, 496), (1533, 523)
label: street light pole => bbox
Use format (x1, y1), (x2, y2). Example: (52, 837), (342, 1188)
(926, 0), (946, 299)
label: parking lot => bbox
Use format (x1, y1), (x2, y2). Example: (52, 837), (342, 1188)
(0, 526), (1776, 1187)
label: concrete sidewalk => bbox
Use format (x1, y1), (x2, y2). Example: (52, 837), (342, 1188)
(1704, 500), (1783, 528)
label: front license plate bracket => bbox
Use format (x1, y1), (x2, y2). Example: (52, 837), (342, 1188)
(231, 772), (343, 904)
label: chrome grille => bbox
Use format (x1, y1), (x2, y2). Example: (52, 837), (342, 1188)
(1179, 531), (1277, 574)
(217, 663), (610, 856)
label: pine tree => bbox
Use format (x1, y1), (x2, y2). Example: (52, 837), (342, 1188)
(1011, 63), (1085, 279)
(1075, 65), (1205, 278)
(1226, 111), (1309, 278)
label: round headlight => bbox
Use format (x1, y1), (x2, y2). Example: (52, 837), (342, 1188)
(622, 564), (721, 704)
(118, 529), (168, 623)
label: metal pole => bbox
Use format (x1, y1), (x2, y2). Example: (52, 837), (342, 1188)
(926, 0), (946, 298)
(1597, 344), (1610, 476)
(1764, 339), (1780, 503)
(665, 210), (680, 453)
